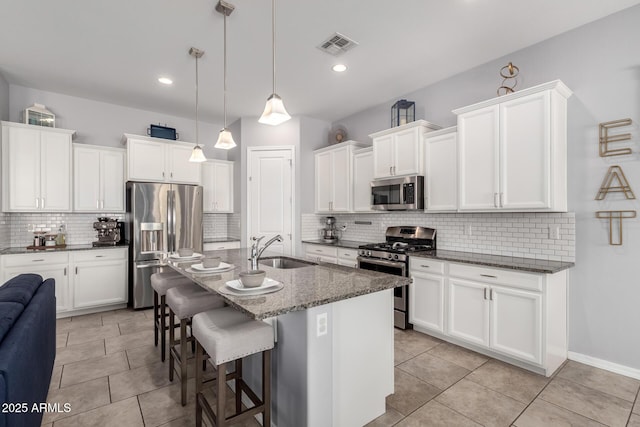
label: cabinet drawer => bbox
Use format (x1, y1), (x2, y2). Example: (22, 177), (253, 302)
(449, 262), (542, 291)
(305, 244), (338, 257)
(410, 258), (445, 275)
(338, 248), (358, 260)
(204, 241), (240, 251)
(2, 252), (69, 267)
(72, 248), (127, 262)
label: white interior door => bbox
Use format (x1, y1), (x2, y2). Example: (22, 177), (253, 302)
(248, 148), (294, 255)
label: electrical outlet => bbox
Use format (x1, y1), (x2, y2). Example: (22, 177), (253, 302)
(316, 312), (328, 337)
(549, 225), (561, 240)
(464, 224), (472, 236)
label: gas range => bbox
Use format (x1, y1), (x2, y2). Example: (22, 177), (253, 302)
(356, 226), (436, 330)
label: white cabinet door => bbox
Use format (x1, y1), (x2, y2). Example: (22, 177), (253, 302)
(73, 146), (101, 211)
(500, 92), (551, 209)
(167, 144), (200, 184)
(213, 161), (233, 212)
(315, 151), (332, 212)
(490, 285), (543, 364)
(3, 265), (70, 312)
(100, 150), (125, 212)
(425, 131), (457, 211)
(73, 260), (128, 308)
(410, 271), (445, 333)
(128, 138), (166, 182)
(458, 105), (500, 210)
(201, 162), (215, 212)
(40, 132), (72, 211)
(393, 127), (421, 177)
(447, 278), (490, 347)
(7, 126), (41, 211)
(373, 134), (394, 178)
(353, 149), (374, 212)
(331, 147), (351, 212)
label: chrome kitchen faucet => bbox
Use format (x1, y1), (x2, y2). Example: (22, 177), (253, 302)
(250, 235), (283, 270)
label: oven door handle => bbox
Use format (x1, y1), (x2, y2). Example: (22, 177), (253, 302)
(357, 256), (407, 272)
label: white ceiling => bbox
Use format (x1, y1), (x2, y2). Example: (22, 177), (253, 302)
(1, 0), (638, 125)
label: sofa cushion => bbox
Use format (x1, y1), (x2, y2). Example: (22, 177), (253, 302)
(0, 273), (43, 306)
(0, 302), (25, 344)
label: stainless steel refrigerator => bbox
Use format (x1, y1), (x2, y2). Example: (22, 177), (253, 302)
(126, 182), (203, 309)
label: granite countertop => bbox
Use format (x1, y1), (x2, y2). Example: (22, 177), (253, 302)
(301, 239), (370, 250)
(204, 237), (240, 243)
(167, 248), (409, 320)
(410, 249), (574, 274)
(0, 244), (129, 255)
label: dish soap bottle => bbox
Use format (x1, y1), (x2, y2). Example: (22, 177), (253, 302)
(55, 224), (66, 246)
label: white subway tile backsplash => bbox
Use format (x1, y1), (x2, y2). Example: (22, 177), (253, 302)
(302, 211), (576, 262)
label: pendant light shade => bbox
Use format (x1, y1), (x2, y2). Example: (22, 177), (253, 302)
(259, 0), (290, 126)
(188, 47), (207, 162)
(215, 128), (236, 149)
(214, 1), (236, 150)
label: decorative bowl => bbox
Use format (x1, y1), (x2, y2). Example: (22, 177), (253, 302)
(238, 270), (266, 288)
(202, 257), (221, 268)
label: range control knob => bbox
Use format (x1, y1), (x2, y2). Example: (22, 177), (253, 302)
(387, 253), (393, 260)
(394, 254), (399, 260)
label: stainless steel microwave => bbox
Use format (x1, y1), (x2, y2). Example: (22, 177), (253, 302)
(370, 175), (424, 211)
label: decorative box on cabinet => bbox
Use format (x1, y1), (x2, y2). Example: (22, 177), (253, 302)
(369, 120), (440, 179)
(409, 256), (567, 376)
(314, 140), (369, 213)
(73, 144), (125, 212)
(454, 80), (572, 212)
(424, 127), (457, 212)
(201, 159), (234, 213)
(123, 133), (201, 184)
(1, 121), (74, 212)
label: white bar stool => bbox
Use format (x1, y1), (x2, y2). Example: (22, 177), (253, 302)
(192, 307), (275, 427)
(166, 285), (225, 405)
(150, 271), (194, 362)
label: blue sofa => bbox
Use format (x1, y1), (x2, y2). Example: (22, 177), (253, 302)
(0, 274), (56, 427)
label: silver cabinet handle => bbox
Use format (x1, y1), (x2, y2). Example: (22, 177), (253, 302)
(500, 193), (504, 207)
(420, 264), (430, 268)
(162, 171), (165, 178)
(95, 255), (104, 258)
(42, 198), (45, 208)
(35, 198), (39, 208)
(481, 274), (497, 279)
(170, 172), (173, 178)
(393, 166), (396, 175)
(75, 267), (78, 274)
(64, 267), (67, 276)
(101, 200), (104, 209)
(343, 253), (351, 257)
(96, 200), (99, 209)
(389, 166), (392, 175)
(484, 288), (487, 300)
(32, 259), (45, 262)
(493, 193), (498, 208)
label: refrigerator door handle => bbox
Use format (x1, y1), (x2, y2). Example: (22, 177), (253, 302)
(136, 260), (164, 269)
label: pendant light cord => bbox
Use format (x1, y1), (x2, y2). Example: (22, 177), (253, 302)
(271, 0), (276, 94)
(195, 54), (200, 146)
(223, 12), (228, 128)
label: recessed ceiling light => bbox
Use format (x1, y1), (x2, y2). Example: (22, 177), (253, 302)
(158, 77), (173, 85)
(332, 64), (347, 73)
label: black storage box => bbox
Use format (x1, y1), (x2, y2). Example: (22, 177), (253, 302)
(148, 124), (178, 140)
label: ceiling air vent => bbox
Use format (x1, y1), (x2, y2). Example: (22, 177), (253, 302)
(317, 32), (358, 56)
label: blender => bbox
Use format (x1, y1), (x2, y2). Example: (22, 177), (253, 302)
(322, 216), (339, 242)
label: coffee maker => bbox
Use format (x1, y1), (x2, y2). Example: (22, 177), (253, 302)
(322, 216), (339, 242)
(93, 217), (124, 247)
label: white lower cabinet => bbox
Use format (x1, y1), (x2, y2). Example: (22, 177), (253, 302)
(410, 257), (566, 376)
(1, 248), (128, 316)
(303, 244), (358, 267)
(70, 248), (128, 309)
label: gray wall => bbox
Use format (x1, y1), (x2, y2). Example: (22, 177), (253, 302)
(9, 85), (227, 160)
(334, 6), (640, 370)
(0, 73), (9, 121)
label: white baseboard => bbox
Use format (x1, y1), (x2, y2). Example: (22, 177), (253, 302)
(568, 351), (640, 380)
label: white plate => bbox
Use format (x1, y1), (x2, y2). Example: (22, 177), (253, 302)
(169, 252), (203, 260)
(225, 277), (280, 293)
(191, 262), (232, 271)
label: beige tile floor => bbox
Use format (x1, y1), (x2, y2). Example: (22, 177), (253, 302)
(45, 309), (640, 426)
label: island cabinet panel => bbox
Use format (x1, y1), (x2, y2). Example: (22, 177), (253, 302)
(454, 80), (570, 212)
(410, 256), (567, 376)
(424, 127), (458, 212)
(2, 122), (74, 212)
(124, 134), (200, 184)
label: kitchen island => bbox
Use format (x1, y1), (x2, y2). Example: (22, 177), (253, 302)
(167, 248), (409, 427)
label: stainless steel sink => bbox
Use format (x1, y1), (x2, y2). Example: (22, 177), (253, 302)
(258, 257), (317, 269)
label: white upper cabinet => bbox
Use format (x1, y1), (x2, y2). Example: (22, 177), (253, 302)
(370, 120), (440, 179)
(352, 148), (374, 212)
(454, 80), (571, 212)
(201, 159), (234, 213)
(124, 134), (201, 184)
(314, 140), (369, 213)
(424, 127), (458, 212)
(73, 144), (125, 212)
(2, 122), (74, 212)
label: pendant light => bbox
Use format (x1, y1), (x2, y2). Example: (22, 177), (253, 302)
(188, 47), (207, 162)
(214, 0), (236, 149)
(258, 0), (291, 126)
